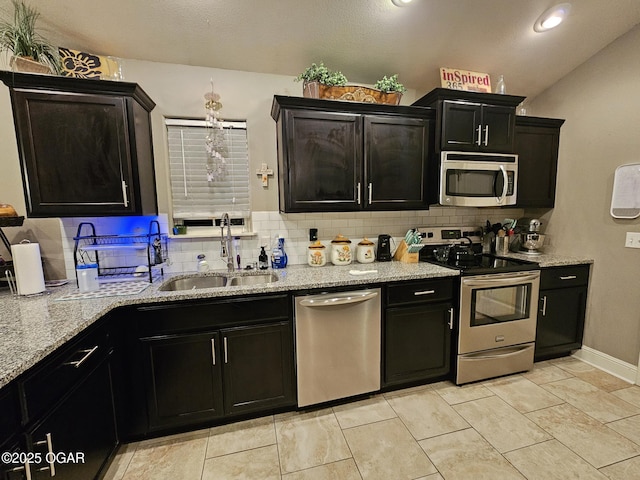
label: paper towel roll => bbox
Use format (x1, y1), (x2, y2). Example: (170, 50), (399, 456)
(11, 242), (46, 295)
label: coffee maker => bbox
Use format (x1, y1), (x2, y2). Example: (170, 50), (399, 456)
(376, 234), (392, 261)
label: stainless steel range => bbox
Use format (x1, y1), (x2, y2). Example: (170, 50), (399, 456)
(417, 226), (540, 385)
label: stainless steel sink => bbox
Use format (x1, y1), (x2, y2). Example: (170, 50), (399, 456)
(158, 272), (278, 291)
(227, 273), (279, 286)
(158, 275), (227, 291)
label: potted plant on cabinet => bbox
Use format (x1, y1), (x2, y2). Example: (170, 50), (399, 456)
(0, 0), (61, 74)
(295, 62), (405, 105)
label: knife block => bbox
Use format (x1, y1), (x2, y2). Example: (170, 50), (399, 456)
(393, 240), (419, 263)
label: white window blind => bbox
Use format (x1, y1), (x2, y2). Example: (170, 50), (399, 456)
(165, 119), (250, 220)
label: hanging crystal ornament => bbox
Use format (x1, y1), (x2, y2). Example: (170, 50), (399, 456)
(204, 81), (226, 182)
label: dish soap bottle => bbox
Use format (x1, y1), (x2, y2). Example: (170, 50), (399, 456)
(271, 236), (288, 269)
(258, 246), (269, 270)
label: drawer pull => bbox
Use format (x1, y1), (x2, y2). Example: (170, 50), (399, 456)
(9, 463), (32, 480)
(560, 275), (577, 280)
(414, 290), (435, 296)
(34, 433), (56, 476)
(64, 345), (99, 368)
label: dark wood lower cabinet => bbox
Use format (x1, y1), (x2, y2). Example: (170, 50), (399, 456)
(141, 322), (295, 431)
(535, 265), (589, 361)
(222, 322), (294, 416)
(142, 332), (224, 430)
(383, 279), (455, 387)
(27, 357), (117, 480)
(384, 303), (453, 386)
(132, 295), (296, 434)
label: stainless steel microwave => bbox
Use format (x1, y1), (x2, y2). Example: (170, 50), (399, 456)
(440, 151), (518, 207)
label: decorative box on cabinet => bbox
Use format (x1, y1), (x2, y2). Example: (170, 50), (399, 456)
(0, 71), (158, 217)
(514, 116), (565, 208)
(412, 88), (524, 153)
(271, 95), (433, 212)
(384, 278), (455, 387)
(535, 264), (590, 361)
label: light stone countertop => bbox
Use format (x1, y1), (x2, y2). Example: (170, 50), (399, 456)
(0, 253), (593, 390)
(0, 262), (456, 389)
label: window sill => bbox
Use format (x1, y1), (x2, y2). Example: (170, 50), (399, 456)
(169, 228), (256, 240)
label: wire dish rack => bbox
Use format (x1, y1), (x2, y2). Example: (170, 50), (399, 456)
(73, 220), (168, 283)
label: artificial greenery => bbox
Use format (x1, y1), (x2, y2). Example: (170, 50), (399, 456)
(374, 74), (406, 93)
(295, 62), (348, 86)
(0, 0), (61, 73)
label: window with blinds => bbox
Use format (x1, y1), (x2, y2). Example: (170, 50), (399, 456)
(165, 119), (250, 220)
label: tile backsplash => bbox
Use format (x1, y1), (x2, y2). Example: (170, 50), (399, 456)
(60, 207), (524, 279)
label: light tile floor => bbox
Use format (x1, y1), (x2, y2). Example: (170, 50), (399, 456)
(104, 357), (640, 480)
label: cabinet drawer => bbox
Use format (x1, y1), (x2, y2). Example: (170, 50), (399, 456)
(135, 294), (290, 335)
(387, 278), (454, 306)
(540, 265), (590, 289)
(22, 322), (111, 422)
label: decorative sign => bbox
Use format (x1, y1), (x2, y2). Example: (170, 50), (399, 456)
(440, 67), (492, 93)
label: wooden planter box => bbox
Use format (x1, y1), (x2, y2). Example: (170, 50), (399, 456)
(10, 56), (53, 75)
(303, 81), (402, 105)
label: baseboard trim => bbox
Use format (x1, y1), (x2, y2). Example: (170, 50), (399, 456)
(572, 347), (637, 384)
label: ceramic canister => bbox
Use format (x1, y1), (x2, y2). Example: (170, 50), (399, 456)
(307, 241), (326, 267)
(330, 234), (352, 266)
(356, 238), (375, 263)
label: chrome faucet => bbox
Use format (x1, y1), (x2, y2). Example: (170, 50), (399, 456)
(220, 213), (234, 272)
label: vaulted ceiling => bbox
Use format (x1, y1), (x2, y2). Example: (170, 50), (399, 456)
(2, 0), (640, 98)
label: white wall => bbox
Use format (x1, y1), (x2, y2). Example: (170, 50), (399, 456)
(528, 25), (640, 365)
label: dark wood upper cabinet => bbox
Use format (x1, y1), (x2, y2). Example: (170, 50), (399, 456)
(514, 116), (565, 208)
(0, 71), (158, 217)
(272, 95), (433, 212)
(413, 88), (524, 153)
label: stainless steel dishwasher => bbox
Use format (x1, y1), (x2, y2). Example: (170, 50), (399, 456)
(294, 288), (381, 407)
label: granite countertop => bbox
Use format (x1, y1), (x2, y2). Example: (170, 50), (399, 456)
(0, 253), (593, 390)
(0, 262), (456, 389)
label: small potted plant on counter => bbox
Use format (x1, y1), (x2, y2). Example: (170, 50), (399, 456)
(0, 0), (61, 74)
(295, 62), (404, 105)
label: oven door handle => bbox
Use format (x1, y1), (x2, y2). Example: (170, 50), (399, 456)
(462, 272), (539, 287)
(464, 345), (531, 360)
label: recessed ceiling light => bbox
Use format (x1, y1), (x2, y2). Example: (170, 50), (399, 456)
(391, 0), (413, 6)
(534, 3), (572, 32)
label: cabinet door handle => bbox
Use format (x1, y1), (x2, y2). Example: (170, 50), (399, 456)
(34, 433), (56, 476)
(223, 337), (228, 364)
(356, 183), (361, 205)
(121, 181), (129, 207)
(476, 125), (482, 146)
(9, 463), (32, 480)
(368, 183), (373, 205)
(448, 307), (454, 330)
(414, 290), (435, 296)
(540, 295), (548, 316)
(560, 275), (577, 280)
(63, 346), (98, 369)
(483, 125), (489, 146)
(211, 338), (216, 366)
